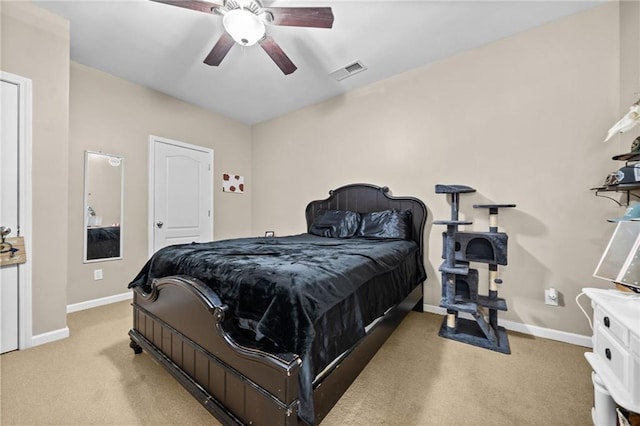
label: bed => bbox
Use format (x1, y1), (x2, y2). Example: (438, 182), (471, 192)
(128, 183), (427, 425)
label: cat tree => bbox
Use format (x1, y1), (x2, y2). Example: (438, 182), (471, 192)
(434, 184), (515, 354)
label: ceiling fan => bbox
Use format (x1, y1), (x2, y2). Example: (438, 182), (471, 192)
(153, 0), (334, 75)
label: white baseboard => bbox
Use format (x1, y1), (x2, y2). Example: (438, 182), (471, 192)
(423, 304), (593, 348)
(67, 291), (133, 314)
(27, 293), (133, 348)
(30, 327), (69, 347)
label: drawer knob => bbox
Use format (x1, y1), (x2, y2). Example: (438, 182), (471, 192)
(604, 316), (610, 328)
(605, 348), (612, 360)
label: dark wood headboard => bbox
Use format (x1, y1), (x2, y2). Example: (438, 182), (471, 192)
(305, 183), (427, 280)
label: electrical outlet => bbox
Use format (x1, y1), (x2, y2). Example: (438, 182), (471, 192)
(94, 269), (103, 281)
(545, 287), (558, 306)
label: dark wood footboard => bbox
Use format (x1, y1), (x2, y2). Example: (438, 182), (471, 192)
(130, 276), (302, 425)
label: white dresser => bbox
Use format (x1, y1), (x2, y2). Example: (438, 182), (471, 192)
(583, 288), (640, 425)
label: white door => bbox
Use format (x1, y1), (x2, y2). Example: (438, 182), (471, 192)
(150, 136), (213, 254)
(0, 72), (32, 353)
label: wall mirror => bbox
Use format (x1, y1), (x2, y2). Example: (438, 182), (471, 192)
(83, 151), (124, 263)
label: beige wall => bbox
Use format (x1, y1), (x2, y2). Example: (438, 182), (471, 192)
(620, 0), (640, 117)
(67, 62), (252, 305)
(1, 2), (70, 335)
(252, 3), (623, 337)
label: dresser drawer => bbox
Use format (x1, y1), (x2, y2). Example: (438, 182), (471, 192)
(595, 305), (629, 346)
(595, 325), (630, 388)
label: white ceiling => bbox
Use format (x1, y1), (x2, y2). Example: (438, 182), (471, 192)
(34, 0), (605, 125)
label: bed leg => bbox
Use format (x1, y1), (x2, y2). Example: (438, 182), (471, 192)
(412, 283), (424, 312)
(129, 338), (143, 354)
(412, 297), (424, 312)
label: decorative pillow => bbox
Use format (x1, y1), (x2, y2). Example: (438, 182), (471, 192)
(309, 210), (361, 238)
(356, 209), (412, 240)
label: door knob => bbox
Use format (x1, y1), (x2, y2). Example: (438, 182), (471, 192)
(0, 226), (10, 244)
(156, 221), (163, 229)
(0, 226), (14, 256)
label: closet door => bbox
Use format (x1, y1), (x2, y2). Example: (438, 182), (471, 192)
(0, 71), (32, 353)
(149, 136), (213, 255)
(1, 78), (20, 353)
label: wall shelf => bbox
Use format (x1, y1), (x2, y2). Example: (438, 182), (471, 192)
(592, 152), (640, 206)
(612, 152), (640, 162)
(591, 185), (640, 206)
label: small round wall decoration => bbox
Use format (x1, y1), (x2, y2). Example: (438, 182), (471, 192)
(223, 173), (244, 193)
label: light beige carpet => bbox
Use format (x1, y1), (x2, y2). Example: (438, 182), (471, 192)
(0, 301), (592, 425)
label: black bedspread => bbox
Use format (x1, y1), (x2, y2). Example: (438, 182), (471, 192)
(129, 233), (422, 423)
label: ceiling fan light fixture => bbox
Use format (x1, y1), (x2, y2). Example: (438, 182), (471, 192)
(223, 9), (265, 46)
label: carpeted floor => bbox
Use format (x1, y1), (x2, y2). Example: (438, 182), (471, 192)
(0, 301), (593, 425)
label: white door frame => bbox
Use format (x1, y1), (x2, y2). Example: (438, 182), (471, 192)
(148, 135), (214, 257)
(1, 71), (33, 350)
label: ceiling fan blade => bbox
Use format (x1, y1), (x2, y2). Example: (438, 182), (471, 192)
(204, 32), (235, 66)
(150, 0), (221, 14)
(262, 7), (334, 28)
(258, 36), (297, 75)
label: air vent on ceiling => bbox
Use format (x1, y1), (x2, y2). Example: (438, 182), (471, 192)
(330, 60), (367, 81)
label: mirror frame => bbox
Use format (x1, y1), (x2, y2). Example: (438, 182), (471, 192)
(83, 151), (124, 263)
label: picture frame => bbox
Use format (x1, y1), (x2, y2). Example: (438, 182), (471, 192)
(222, 173), (244, 193)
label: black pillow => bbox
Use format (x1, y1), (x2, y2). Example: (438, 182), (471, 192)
(356, 209), (412, 240)
(309, 210), (361, 238)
